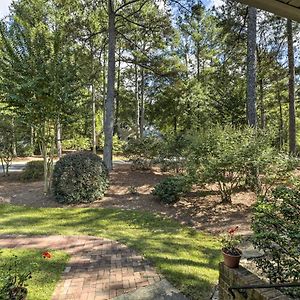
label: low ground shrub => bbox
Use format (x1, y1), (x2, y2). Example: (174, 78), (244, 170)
(130, 158), (153, 171)
(252, 186), (300, 298)
(17, 143), (34, 157)
(0, 253), (32, 299)
(152, 176), (191, 204)
(21, 161), (44, 181)
(52, 152), (108, 204)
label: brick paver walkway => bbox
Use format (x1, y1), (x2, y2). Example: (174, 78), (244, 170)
(0, 235), (162, 300)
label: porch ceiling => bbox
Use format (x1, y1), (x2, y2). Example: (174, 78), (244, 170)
(235, 0), (300, 22)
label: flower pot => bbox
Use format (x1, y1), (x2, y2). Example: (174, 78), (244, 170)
(222, 248), (242, 268)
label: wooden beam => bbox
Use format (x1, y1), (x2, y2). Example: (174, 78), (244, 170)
(236, 0), (300, 22)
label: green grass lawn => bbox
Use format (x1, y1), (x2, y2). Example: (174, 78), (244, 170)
(0, 248), (69, 300)
(0, 204), (221, 299)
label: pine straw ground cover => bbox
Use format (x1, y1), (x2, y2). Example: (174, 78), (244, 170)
(0, 204), (221, 299)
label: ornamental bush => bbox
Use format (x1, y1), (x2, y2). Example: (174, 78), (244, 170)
(52, 152), (108, 204)
(21, 160), (44, 181)
(185, 126), (298, 203)
(152, 176), (191, 204)
(252, 186), (300, 298)
(158, 133), (188, 173)
(124, 137), (161, 170)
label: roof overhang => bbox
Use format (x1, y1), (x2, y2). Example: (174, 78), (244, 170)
(235, 0), (300, 22)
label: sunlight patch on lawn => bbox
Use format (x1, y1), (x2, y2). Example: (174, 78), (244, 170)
(0, 248), (69, 300)
(0, 204), (221, 299)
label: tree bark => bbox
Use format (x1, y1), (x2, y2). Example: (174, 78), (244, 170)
(246, 6), (257, 127)
(12, 118), (17, 157)
(139, 68), (145, 138)
(92, 84), (97, 154)
(103, 0), (116, 171)
(287, 19), (296, 154)
(114, 47), (121, 137)
(102, 45), (107, 131)
(57, 118), (62, 159)
(135, 61), (140, 138)
(30, 126), (34, 154)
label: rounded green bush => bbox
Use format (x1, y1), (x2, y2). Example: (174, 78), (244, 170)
(21, 160), (44, 181)
(52, 152), (108, 204)
(152, 176), (191, 204)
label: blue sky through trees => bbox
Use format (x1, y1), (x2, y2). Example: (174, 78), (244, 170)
(0, 0), (224, 19)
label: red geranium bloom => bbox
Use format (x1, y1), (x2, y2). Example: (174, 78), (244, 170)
(42, 251), (52, 259)
(228, 226), (239, 235)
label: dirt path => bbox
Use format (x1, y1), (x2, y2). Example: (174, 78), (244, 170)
(0, 164), (255, 235)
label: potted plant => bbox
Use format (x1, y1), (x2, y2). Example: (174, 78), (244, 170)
(220, 226), (242, 268)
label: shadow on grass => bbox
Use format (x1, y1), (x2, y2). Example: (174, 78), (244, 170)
(0, 204), (221, 300)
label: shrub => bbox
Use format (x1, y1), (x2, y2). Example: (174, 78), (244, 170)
(252, 186), (300, 298)
(158, 134), (187, 173)
(97, 135), (126, 153)
(62, 136), (90, 151)
(124, 137), (161, 170)
(130, 158), (152, 171)
(185, 126), (297, 203)
(112, 136), (126, 154)
(17, 142), (34, 157)
(186, 126), (254, 203)
(0, 254), (32, 300)
(52, 152), (108, 204)
(152, 176), (191, 204)
(21, 161), (44, 181)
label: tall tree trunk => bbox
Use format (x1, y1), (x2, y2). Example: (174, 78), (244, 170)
(139, 68), (145, 138)
(287, 19), (296, 154)
(57, 118), (62, 159)
(90, 39), (97, 154)
(30, 126), (34, 154)
(246, 6), (257, 127)
(114, 47), (121, 137)
(103, 0), (116, 171)
(102, 45), (107, 131)
(92, 84), (97, 154)
(135, 61), (140, 138)
(12, 118), (17, 157)
(245, 6), (259, 191)
(41, 124), (49, 195)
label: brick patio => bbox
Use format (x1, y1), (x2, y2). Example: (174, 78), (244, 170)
(0, 235), (162, 300)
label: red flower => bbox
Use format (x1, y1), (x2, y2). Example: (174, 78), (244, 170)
(42, 251), (52, 259)
(228, 226), (239, 235)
